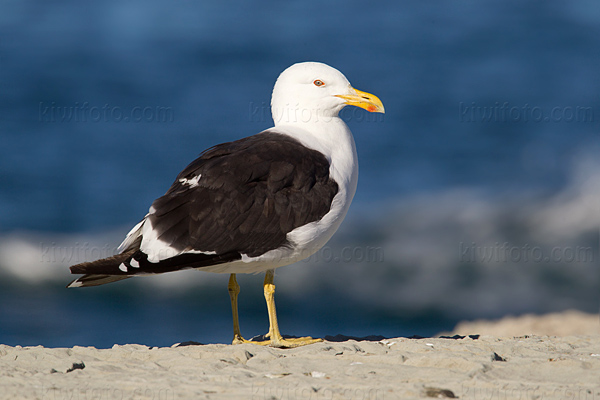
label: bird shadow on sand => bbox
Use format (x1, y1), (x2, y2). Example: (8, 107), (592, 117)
(173, 334), (480, 347)
(322, 334), (480, 342)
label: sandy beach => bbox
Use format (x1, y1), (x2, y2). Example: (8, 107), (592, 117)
(1, 312), (598, 400)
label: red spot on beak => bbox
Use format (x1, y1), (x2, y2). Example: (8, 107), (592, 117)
(367, 105), (377, 112)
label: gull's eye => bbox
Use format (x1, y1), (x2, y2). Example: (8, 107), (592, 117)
(313, 79), (325, 87)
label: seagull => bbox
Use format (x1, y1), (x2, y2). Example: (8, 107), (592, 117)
(68, 61), (384, 348)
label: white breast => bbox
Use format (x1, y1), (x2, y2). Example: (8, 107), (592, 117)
(266, 118), (359, 259)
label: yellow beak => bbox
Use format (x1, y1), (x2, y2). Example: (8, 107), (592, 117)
(336, 88), (385, 113)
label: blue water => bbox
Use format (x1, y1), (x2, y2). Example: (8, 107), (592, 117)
(1, 0), (599, 347)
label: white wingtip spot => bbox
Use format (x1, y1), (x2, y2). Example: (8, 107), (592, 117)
(130, 259), (140, 268)
(67, 280), (83, 288)
(118, 263), (128, 272)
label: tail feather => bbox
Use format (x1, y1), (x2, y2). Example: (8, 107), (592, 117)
(68, 249), (137, 288)
(68, 242), (243, 288)
(67, 274), (131, 288)
(70, 249), (136, 275)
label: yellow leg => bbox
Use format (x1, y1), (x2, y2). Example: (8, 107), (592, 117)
(262, 269), (322, 348)
(228, 273), (258, 345)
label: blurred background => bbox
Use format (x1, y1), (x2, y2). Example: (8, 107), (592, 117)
(1, 0), (599, 348)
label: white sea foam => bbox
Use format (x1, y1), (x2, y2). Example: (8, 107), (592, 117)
(0, 157), (597, 318)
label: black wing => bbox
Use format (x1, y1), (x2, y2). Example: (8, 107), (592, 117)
(69, 131), (338, 286)
(148, 131), (339, 259)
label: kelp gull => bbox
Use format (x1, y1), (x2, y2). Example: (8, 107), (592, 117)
(68, 61), (385, 348)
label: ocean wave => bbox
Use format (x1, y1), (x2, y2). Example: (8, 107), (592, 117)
(1, 157), (598, 319)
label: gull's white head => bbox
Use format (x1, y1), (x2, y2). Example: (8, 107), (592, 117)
(271, 62), (384, 126)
